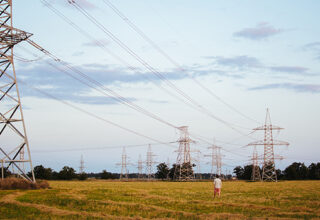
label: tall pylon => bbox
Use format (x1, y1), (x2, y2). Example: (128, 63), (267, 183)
(145, 144), (156, 180)
(250, 146), (261, 181)
(175, 126), (195, 181)
(0, 0), (35, 182)
(137, 154), (143, 179)
(248, 109), (289, 182)
(116, 147), (128, 180)
(79, 155), (85, 173)
(205, 142), (222, 179)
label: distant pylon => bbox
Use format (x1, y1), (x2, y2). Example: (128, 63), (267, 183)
(145, 144), (156, 180)
(248, 109), (289, 182)
(166, 157), (171, 179)
(116, 147), (128, 180)
(216, 147), (222, 176)
(137, 154), (143, 179)
(205, 141), (222, 179)
(195, 150), (202, 180)
(251, 146), (261, 181)
(175, 126), (195, 181)
(79, 155), (85, 173)
(0, 0), (35, 182)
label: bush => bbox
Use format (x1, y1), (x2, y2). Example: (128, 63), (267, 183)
(0, 177), (49, 190)
(78, 173), (88, 180)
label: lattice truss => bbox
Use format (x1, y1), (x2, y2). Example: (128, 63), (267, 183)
(175, 126), (195, 181)
(0, 0), (35, 182)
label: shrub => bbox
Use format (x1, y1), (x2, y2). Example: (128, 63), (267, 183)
(0, 177), (49, 190)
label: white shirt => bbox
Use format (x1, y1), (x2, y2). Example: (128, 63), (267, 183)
(214, 178), (222, 189)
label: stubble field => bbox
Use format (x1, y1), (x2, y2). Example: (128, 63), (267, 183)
(0, 180), (319, 219)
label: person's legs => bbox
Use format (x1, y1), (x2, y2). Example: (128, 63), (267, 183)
(214, 188), (218, 198)
(217, 188), (221, 198)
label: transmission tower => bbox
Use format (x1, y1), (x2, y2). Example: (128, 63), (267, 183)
(79, 155), (85, 173)
(145, 144), (156, 180)
(248, 109), (289, 182)
(116, 147), (128, 180)
(0, 0), (35, 182)
(205, 143), (222, 179)
(175, 126), (195, 181)
(137, 154), (143, 179)
(194, 150), (202, 180)
(250, 146), (261, 181)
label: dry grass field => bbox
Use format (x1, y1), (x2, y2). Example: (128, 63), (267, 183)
(0, 180), (320, 219)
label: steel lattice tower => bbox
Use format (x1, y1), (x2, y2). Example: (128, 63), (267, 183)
(145, 144), (156, 180)
(116, 147), (128, 180)
(194, 150), (202, 180)
(251, 146), (261, 181)
(137, 154), (143, 179)
(248, 109), (289, 182)
(175, 126), (194, 181)
(0, 0), (35, 182)
(205, 143), (222, 179)
(79, 155), (84, 173)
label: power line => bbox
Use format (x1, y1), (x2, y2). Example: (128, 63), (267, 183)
(102, 0), (260, 125)
(18, 79), (175, 146)
(39, 0), (258, 148)
(32, 142), (176, 153)
(40, 0), (208, 116)
(21, 44), (249, 160)
(69, 1), (253, 136)
(23, 42), (179, 130)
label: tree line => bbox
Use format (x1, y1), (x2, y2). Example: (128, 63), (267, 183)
(2, 161), (318, 181)
(233, 162), (320, 180)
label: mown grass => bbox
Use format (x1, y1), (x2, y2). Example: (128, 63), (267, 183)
(0, 202), (93, 220)
(1, 180), (319, 219)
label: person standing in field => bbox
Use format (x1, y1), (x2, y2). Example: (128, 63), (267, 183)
(213, 175), (222, 198)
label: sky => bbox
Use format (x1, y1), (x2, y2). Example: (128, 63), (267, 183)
(4, 0), (320, 173)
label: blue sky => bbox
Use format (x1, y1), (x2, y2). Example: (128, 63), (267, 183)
(7, 0), (320, 173)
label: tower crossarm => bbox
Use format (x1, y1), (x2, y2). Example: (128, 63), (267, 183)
(247, 140), (289, 146)
(0, 25), (32, 46)
(252, 125), (284, 131)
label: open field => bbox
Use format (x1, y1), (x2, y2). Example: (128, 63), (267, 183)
(0, 180), (320, 219)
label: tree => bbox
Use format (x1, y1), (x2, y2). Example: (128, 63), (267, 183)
(58, 166), (77, 180)
(100, 170), (116, 179)
(168, 164), (178, 180)
(242, 165), (253, 180)
(78, 172), (88, 180)
(308, 163), (320, 180)
(33, 165), (52, 180)
(0, 168), (11, 178)
(233, 166), (244, 179)
(155, 163), (169, 180)
(284, 162), (308, 180)
(276, 169), (284, 180)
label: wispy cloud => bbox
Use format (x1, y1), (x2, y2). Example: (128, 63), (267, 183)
(205, 55), (261, 69)
(234, 22), (284, 40)
(249, 83), (320, 93)
(15, 61), (192, 105)
(303, 41), (320, 60)
(204, 55), (314, 77)
(269, 66), (309, 74)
